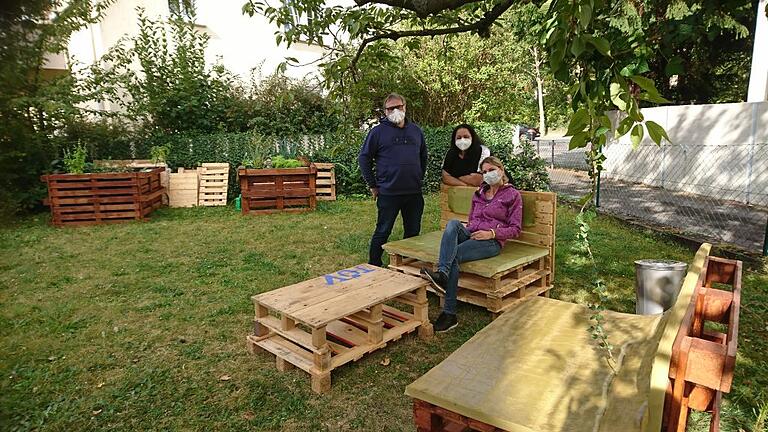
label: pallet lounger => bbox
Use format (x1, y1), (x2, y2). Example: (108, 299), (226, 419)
(383, 185), (556, 314)
(406, 243), (741, 432)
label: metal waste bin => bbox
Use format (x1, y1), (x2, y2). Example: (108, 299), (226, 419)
(634, 259), (688, 315)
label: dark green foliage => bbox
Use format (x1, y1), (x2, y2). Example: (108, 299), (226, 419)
(136, 122), (549, 201)
(0, 0), (113, 217)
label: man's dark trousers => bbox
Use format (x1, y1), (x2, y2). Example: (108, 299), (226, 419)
(369, 193), (424, 267)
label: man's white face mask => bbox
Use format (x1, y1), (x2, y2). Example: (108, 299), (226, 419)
(387, 109), (405, 124)
(455, 138), (472, 151)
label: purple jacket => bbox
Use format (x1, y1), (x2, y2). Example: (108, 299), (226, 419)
(466, 183), (522, 246)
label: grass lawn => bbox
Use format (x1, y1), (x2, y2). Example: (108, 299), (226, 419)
(1, 195), (766, 431)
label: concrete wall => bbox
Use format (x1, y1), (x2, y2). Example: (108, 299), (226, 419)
(604, 102), (768, 207)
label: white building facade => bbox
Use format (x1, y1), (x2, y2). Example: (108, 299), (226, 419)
(48, 0), (327, 87)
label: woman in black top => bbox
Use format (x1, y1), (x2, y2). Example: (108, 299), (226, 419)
(441, 123), (491, 187)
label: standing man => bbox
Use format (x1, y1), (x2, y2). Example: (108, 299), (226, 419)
(359, 93), (428, 267)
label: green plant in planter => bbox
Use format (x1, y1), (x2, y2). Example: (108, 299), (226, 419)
(272, 155), (303, 168)
(150, 145), (170, 164)
(241, 133), (274, 168)
(63, 144), (88, 174)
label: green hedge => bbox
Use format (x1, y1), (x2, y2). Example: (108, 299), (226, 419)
(128, 122), (548, 200)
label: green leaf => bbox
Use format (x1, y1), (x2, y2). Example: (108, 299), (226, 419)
(579, 4), (592, 28)
(629, 75), (657, 94)
(616, 116), (633, 136)
(565, 108), (589, 136)
(596, 126), (609, 136)
(665, 56), (685, 76)
(599, 115), (612, 130)
(585, 36), (610, 56)
(645, 121), (670, 145)
(569, 131), (590, 149)
(609, 82), (627, 111)
(570, 36), (586, 57)
(639, 92), (670, 104)
(630, 124), (644, 148)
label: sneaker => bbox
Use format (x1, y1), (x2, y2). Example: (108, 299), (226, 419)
(433, 312), (458, 332)
(420, 268), (447, 296)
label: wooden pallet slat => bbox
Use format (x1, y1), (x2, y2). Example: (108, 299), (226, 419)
(314, 162), (336, 201)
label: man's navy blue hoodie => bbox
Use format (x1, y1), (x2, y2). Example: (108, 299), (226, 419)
(358, 118), (428, 196)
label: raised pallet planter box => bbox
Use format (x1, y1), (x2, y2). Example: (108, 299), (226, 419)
(246, 264), (433, 393)
(238, 165), (317, 214)
(198, 163), (229, 206)
(314, 162), (336, 201)
(41, 167), (165, 227)
(94, 159), (169, 204)
(168, 168), (199, 208)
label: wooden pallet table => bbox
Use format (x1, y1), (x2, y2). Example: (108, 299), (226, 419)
(314, 162), (336, 201)
(246, 264), (434, 393)
(198, 163), (229, 206)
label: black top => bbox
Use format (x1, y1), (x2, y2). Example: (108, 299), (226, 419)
(442, 146), (482, 178)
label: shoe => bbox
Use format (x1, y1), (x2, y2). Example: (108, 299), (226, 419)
(433, 312), (458, 332)
(420, 268), (447, 296)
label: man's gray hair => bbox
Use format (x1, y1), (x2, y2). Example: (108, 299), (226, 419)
(383, 93), (406, 107)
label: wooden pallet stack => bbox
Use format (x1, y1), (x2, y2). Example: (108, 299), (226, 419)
(238, 164), (317, 214)
(168, 168), (199, 208)
(198, 163), (229, 206)
(41, 167), (165, 227)
(314, 162), (336, 201)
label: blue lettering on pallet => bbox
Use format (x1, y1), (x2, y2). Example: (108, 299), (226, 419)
(324, 265), (376, 285)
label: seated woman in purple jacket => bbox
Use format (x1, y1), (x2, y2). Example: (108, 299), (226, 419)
(421, 156), (522, 332)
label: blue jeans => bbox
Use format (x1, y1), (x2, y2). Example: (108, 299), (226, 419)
(438, 219), (501, 314)
(369, 193), (424, 267)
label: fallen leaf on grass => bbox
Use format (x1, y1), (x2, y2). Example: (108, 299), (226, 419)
(96, 382), (105, 388)
(243, 411), (255, 421)
(92, 409), (102, 416)
(380, 358), (390, 366)
(219, 374), (232, 381)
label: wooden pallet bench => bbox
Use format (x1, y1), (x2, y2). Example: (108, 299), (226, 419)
(314, 162), (337, 201)
(246, 264), (433, 393)
(383, 185), (556, 315)
(406, 244), (741, 432)
(41, 167), (165, 227)
(198, 163), (229, 206)
(238, 165), (317, 215)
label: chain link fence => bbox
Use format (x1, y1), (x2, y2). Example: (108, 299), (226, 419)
(535, 137), (768, 255)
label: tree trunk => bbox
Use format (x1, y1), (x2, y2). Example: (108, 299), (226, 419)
(533, 46), (547, 136)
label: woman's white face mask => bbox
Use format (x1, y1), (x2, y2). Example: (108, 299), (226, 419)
(483, 169), (502, 185)
(455, 137), (472, 151)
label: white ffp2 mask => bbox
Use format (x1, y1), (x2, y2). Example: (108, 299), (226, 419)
(387, 109), (405, 124)
(483, 170), (502, 185)
(455, 138), (472, 151)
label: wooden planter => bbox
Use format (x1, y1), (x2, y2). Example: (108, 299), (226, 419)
(238, 165), (317, 215)
(41, 167), (165, 227)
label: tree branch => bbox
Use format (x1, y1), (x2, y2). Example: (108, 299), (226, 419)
(353, 0), (483, 18)
(349, 0), (515, 73)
